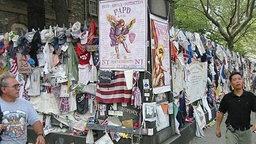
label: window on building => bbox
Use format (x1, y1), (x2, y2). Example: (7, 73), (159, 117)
(67, 0), (72, 11)
(89, 0), (98, 16)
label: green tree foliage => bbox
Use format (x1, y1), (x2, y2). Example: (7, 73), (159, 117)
(235, 23), (256, 58)
(175, 0), (211, 34)
(174, 0), (256, 56)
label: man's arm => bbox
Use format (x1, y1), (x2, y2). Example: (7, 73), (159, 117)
(251, 113), (256, 132)
(32, 121), (45, 144)
(216, 111), (224, 138)
(251, 94), (256, 132)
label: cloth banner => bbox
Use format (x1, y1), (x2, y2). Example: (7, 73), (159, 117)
(185, 62), (207, 104)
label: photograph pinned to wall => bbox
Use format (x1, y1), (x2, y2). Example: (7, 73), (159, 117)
(150, 14), (171, 94)
(98, 104), (107, 116)
(99, 0), (147, 70)
(142, 102), (157, 122)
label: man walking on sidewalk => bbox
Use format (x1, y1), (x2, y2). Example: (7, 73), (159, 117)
(216, 71), (256, 144)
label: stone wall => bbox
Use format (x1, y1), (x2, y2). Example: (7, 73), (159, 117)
(0, 0), (94, 34)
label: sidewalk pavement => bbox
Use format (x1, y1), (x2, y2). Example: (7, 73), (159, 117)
(189, 114), (256, 144)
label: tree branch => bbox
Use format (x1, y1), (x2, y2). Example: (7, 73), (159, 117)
(233, 19), (256, 43)
(230, 0), (240, 32)
(199, 0), (230, 41)
(231, 0), (255, 37)
(175, 3), (205, 14)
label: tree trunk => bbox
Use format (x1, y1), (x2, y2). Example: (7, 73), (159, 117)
(27, 0), (45, 31)
(53, 0), (69, 27)
(227, 40), (234, 51)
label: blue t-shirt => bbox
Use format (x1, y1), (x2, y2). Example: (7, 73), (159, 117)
(0, 97), (40, 144)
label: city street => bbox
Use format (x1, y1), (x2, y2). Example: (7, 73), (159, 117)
(189, 114), (256, 144)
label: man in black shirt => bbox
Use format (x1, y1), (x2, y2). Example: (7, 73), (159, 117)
(215, 71), (256, 144)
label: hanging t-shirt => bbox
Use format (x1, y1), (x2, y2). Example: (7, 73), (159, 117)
(43, 42), (54, 74)
(75, 42), (91, 65)
(26, 68), (41, 96)
(78, 64), (90, 85)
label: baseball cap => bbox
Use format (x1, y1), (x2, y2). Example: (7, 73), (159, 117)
(71, 21), (82, 39)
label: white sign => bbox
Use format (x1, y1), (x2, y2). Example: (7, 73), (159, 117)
(185, 62), (207, 104)
(99, 0), (147, 70)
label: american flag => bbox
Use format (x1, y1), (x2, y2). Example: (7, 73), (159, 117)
(9, 58), (18, 75)
(96, 71), (138, 104)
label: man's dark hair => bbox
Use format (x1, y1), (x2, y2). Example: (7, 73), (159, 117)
(229, 71), (243, 81)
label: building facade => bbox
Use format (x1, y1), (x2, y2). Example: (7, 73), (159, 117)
(0, 0), (98, 35)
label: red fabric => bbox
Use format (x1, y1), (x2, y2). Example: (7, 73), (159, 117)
(170, 42), (178, 62)
(75, 43), (91, 65)
(74, 19), (96, 65)
(87, 19), (97, 45)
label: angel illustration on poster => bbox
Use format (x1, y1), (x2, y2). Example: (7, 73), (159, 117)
(99, 0), (147, 70)
(151, 19), (167, 87)
(150, 14), (171, 94)
(107, 14), (136, 59)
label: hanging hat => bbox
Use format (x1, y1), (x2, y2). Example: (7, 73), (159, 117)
(56, 30), (66, 45)
(9, 31), (16, 42)
(25, 30), (36, 43)
(40, 26), (54, 44)
(71, 21), (82, 39)
(40, 29), (49, 44)
(80, 31), (88, 44)
(50, 37), (59, 50)
(12, 35), (20, 47)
